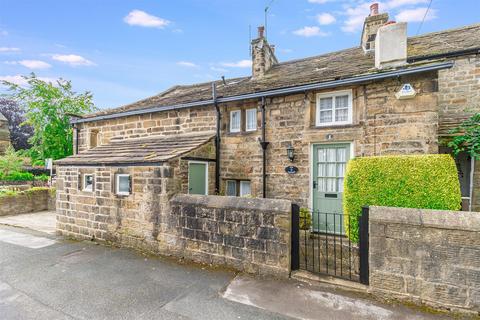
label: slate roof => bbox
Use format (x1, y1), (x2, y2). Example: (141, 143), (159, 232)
(56, 131), (216, 165)
(83, 23), (480, 120)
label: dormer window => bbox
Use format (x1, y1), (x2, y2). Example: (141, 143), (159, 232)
(316, 90), (353, 127)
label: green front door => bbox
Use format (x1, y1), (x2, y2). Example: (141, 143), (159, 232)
(312, 144), (350, 234)
(188, 162), (207, 195)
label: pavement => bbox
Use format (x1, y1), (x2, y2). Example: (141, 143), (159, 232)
(0, 211), (451, 320)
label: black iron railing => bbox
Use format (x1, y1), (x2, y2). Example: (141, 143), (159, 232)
(291, 206), (369, 285)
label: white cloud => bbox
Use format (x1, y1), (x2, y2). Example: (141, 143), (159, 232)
(0, 47), (20, 53)
(124, 10), (170, 28)
(0, 75), (56, 87)
(220, 60), (252, 68)
(341, 2), (372, 33)
(395, 7), (437, 22)
(293, 26), (330, 37)
(52, 54), (95, 66)
(341, 0), (435, 33)
(308, 0), (330, 4)
(8, 60), (52, 69)
(177, 61), (197, 67)
(316, 13), (336, 25)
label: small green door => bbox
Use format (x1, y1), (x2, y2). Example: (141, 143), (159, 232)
(188, 162), (207, 195)
(312, 144), (350, 234)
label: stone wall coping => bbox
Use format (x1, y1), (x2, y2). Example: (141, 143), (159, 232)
(171, 194), (291, 214)
(370, 206), (480, 232)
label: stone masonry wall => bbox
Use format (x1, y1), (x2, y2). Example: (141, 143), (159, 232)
(168, 194), (291, 276)
(438, 55), (480, 211)
(77, 105), (216, 153)
(369, 206), (480, 314)
(220, 72), (439, 206)
(57, 164), (292, 276)
(0, 188), (54, 216)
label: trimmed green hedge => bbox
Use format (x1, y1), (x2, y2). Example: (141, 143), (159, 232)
(344, 154), (461, 242)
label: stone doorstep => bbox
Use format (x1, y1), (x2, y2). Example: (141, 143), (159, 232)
(291, 269), (368, 293)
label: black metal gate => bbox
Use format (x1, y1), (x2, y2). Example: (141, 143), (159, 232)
(291, 204), (369, 285)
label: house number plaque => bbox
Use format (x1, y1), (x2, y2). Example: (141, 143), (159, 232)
(285, 166), (299, 174)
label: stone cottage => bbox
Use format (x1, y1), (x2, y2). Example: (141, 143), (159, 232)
(56, 5), (480, 261)
(0, 112), (11, 155)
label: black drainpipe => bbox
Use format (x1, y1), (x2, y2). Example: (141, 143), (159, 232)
(73, 124), (79, 155)
(212, 82), (221, 194)
(260, 97), (269, 198)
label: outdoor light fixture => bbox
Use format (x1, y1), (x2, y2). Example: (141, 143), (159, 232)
(286, 144), (295, 162)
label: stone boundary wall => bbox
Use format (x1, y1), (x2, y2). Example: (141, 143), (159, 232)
(169, 195), (291, 277)
(0, 188), (55, 216)
(369, 206), (480, 313)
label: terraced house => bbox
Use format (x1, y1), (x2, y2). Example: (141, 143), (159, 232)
(56, 4), (479, 269)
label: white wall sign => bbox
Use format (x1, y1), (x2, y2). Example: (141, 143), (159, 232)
(395, 83), (416, 100)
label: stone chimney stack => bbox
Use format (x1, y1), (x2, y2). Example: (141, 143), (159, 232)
(361, 3), (388, 52)
(251, 26), (278, 79)
(375, 21), (407, 69)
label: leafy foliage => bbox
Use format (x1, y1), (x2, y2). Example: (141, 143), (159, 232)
(2, 73), (96, 160)
(299, 207), (312, 230)
(0, 146), (24, 176)
(448, 113), (480, 159)
(0, 98), (34, 150)
(344, 154), (461, 243)
(0, 171), (34, 181)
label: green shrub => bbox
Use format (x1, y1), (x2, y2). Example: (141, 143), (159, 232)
(2, 171), (34, 181)
(34, 174), (50, 182)
(299, 207), (312, 230)
(344, 154), (461, 243)
(0, 146), (24, 176)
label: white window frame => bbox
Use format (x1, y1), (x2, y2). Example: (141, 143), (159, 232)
(226, 180), (237, 196)
(246, 108), (257, 132)
(83, 174), (94, 192)
(239, 181), (251, 197)
(230, 110), (241, 133)
(315, 90), (353, 127)
(115, 174), (131, 196)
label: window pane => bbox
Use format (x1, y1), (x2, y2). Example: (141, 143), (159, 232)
(231, 111), (240, 132)
(318, 149), (326, 162)
(319, 110), (332, 123)
(84, 175), (93, 191)
(337, 163), (345, 177)
(319, 97), (332, 110)
(327, 148), (336, 162)
(326, 178), (336, 192)
(318, 163), (326, 177)
(326, 164), (336, 177)
(240, 181), (251, 197)
(246, 109), (257, 131)
(338, 178), (344, 192)
(226, 181), (236, 196)
(335, 95), (349, 108)
(318, 178), (326, 192)
(335, 108), (348, 122)
(335, 95), (349, 122)
(337, 148), (346, 162)
(118, 175), (130, 193)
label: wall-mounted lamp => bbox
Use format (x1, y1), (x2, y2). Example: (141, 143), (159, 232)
(286, 144), (295, 162)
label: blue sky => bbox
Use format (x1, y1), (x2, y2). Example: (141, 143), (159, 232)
(1, 0), (479, 109)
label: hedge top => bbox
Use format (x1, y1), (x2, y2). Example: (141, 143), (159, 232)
(344, 154), (462, 242)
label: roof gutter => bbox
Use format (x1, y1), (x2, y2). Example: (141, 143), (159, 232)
(72, 61), (454, 125)
(407, 47), (480, 63)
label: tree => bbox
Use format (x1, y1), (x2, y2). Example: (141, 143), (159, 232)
(2, 73), (96, 160)
(448, 113), (480, 159)
(0, 145), (23, 176)
(0, 98), (34, 150)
